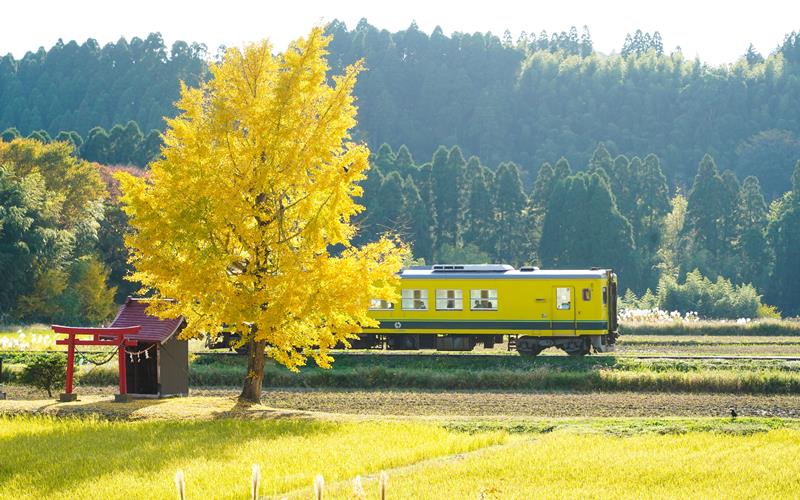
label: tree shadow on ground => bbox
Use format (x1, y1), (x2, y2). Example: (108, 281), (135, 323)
(0, 411), (338, 497)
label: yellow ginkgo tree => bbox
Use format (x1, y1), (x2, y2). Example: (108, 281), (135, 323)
(117, 27), (408, 402)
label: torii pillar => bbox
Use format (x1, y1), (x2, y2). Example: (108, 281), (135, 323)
(52, 325), (140, 402)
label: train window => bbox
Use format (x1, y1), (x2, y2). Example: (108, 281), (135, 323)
(401, 289), (428, 310)
(369, 299), (394, 311)
(602, 287), (608, 305)
(582, 288), (591, 301)
(436, 289), (463, 310)
(556, 287), (571, 310)
(470, 289), (498, 311)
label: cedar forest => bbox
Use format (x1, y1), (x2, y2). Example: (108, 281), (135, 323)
(1, 21), (800, 321)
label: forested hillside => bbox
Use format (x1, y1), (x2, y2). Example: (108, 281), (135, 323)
(354, 141), (800, 316)
(0, 33), (205, 135)
(2, 23), (800, 195)
(1, 22), (800, 320)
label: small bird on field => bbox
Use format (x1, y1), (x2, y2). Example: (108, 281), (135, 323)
(730, 407), (738, 419)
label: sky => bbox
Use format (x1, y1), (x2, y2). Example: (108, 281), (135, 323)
(1, 0), (798, 65)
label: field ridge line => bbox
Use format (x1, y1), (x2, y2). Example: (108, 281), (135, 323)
(271, 438), (531, 499)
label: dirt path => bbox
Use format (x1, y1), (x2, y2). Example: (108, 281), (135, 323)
(257, 388), (800, 418)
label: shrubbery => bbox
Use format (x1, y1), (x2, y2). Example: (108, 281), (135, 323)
(620, 269), (772, 319)
(21, 353), (68, 397)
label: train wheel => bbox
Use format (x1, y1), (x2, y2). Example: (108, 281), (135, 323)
(563, 338), (590, 356)
(515, 336), (543, 356)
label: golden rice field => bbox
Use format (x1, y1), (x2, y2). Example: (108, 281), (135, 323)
(341, 429), (800, 499)
(0, 416), (504, 499)
(1, 413), (800, 499)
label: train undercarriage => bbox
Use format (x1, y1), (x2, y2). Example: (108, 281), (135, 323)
(348, 333), (617, 356)
(210, 332), (617, 356)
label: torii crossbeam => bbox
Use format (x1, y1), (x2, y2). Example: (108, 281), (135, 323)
(52, 325), (141, 402)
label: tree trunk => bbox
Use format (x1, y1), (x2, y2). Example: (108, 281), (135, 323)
(239, 338), (267, 404)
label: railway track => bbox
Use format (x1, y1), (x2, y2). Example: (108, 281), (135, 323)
(188, 351), (800, 361)
(4, 350), (800, 362)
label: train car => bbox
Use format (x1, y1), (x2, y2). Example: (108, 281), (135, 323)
(359, 264), (618, 356)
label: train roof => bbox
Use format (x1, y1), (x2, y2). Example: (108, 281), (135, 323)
(400, 265), (610, 280)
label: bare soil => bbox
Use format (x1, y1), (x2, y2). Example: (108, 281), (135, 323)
(6, 385), (797, 419)
(256, 388), (800, 418)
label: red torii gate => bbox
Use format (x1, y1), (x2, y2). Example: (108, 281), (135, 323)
(52, 325), (141, 402)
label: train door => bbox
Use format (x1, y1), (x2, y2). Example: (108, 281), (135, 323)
(551, 286), (576, 335)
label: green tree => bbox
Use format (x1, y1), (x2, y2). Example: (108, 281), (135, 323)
(1, 128), (20, 142)
(54, 131), (84, 151)
(436, 242), (492, 264)
(0, 138), (105, 229)
(17, 256), (117, 325)
(372, 143), (396, 175)
(655, 193), (688, 279)
(462, 165), (496, 258)
(683, 154), (727, 277)
(394, 144), (415, 172)
(736, 176), (770, 289)
(81, 127), (111, 163)
(540, 172), (635, 280)
(374, 171), (406, 231)
(767, 161), (800, 314)
(430, 146), (462, 251)
(402, 176), (434, 262)
(0, 168), (72, 317)
(530, 162), (556, 209)
(630, 153), (670, 289)
(735, 129), (800, 200)
(587, 143), (613, 181)
(493, 162), (528, 264)
(135, 129), (162, 166)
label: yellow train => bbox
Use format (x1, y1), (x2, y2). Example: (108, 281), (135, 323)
(358, 264), (618, 356)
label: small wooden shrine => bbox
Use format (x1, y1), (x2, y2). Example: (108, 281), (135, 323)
(52, 298), (188, 402)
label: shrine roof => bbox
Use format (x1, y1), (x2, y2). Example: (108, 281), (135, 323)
(110, 298), (186, 343)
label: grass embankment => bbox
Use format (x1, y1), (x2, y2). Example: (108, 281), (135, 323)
(1, 413), (799, 499)
(620, 319), (800, 337)
(194, 354), (800, 394)
(4, 353), (800, 395)
(617, 335), (800, 356)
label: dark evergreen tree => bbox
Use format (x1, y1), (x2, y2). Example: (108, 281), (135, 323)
(683, 154), (728, 277)
(588, 143), (613, 180)
(745, 44), (763, 65)
(767, 161), (800, 314)
(735, 129), (800, 200)
(27, 130), (50, 143)
(430, 146), (462, 252)
(630, 154), (670, 289)
(531, 162), (556, 209)
(1, 128), (20, 142)
(372, 143), (396, 175)
(493, 162), (528, 264)
(374, 171), (406, 232)
(54, 131), (83, 151)
(135, 129), (162, 166)
(394, 144), (415, 172)
(463, 166), (496, 258)
(81, 126), (110, 163)
(402, 176), (434, 262)
(553, 157), (572, 179)
(736, 176), (770, 289)
(540, 173), (635, 280)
